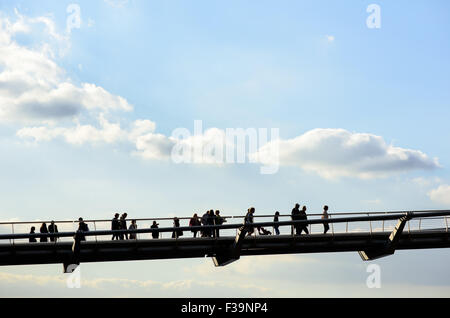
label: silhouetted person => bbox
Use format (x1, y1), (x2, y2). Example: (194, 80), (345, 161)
(111, 213), (120, 240)
(201, 211), (210, 237)
(215, 210), (226, 238)
(291, 204), (302, 235)
(322, 205), (330, 234)
(274, 211), (280, 235)
(172, 217), (183, 239)
(120, 213), (128, 240)
(40, 223), (48, 243)
(151, 221), (159, 239)
(189, 213), (201, 238)
(29, 226), (37, 243)
(207, 210), (216, 238)
(245, 207), (255, 236)
(129, 220), (137, 240)
(300, 206), (309, 235)
(77, 217), (89, 241)
(48, 221), (58, 242)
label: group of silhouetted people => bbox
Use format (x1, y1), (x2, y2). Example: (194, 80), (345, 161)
(187, 210), (226, 238)
(28, 204), (331, 243)
(289, 204), (330, 236)
(29, 218), (89, 243)
(111, 213), (138, 240)
(29, 221), (59, 243)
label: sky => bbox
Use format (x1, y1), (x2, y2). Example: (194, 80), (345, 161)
(0, 0), (450, 297)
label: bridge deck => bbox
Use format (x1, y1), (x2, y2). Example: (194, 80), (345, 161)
(0, 230), (448, 267)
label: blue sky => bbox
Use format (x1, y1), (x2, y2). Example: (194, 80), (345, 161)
(0, 0), (449, 297)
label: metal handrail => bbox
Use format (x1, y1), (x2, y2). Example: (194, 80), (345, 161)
(1, 209), (450, 226)
(1, 211), (450, 241)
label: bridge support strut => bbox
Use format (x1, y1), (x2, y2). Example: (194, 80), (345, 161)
(359, 213), (413, 261)
(63, 231), (82, 273)
(212, 224), (249, 266)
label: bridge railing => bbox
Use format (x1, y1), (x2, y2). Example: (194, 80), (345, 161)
(0, 210), (449, 245)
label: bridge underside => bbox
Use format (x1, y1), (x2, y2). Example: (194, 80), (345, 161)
(0, 230), (448, 268)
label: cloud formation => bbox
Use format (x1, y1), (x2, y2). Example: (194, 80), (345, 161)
(0, 271), (271, 298)
(428, 184), (450, 205)
(251, 128), (440, 179)
(2, 12), (441, 180)
(0, 11), (132, 125)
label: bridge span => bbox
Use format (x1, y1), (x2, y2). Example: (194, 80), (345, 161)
(0, 210), (449, 272)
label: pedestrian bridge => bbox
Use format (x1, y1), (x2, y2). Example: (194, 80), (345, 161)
(0, 210), (449, 272)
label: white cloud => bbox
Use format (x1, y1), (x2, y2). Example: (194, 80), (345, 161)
(132, 127), (234, 163)
(128, 119), (157, 142)
(428, 184), (450, 205)
(3, 13), (442, 179)
(0, 271), (272, 297)
(0, 12), (132, 125)
(251, 128), (440, 180)
(326, 35), (335, 42)
(17, 115), (127, 145)
(133, 133), (175, 160)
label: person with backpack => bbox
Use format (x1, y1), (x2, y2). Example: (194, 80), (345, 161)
(77, 217), (89, 241)
(189, 213), (201, 238)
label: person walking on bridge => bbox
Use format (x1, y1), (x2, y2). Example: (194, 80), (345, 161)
(29, 226), (37, 243)
(322, 205), (330, 234)
(111, 213), (120, 240)
(201, 211), (210, 237)
(48, 221), (58, 242)
(291, 204), (302, 236)
(208, 210), (216, 238)
(129, 220), (138, 240)
(300, 206), (309, 235)
(245, 207), (255, 236)
(189, 213), (201, 238)
(215, 210), (226, 238)
(40, 223), (48, 243)
(172, 217), (183, 239)
(77, 217), (89, 241)
(273, 211), (280, 235)
(119, 213), (128, 240)
(151, 221), (159, 239)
